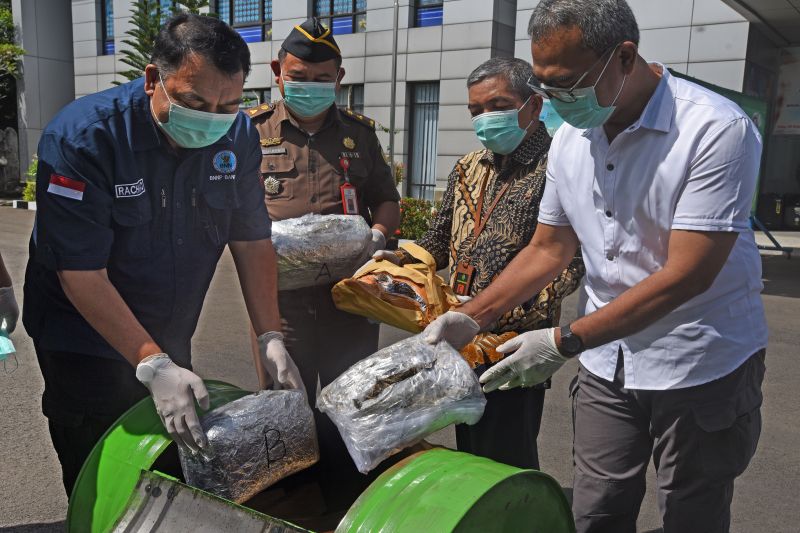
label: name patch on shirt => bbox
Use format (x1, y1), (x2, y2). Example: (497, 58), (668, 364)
(262, 147), (287, 155)
(47, 174), (85, 201)
(115, 179), (146, 198)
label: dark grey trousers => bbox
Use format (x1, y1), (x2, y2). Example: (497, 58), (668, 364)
(571, 349), (766, 533)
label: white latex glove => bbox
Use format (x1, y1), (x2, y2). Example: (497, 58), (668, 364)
(422, 310), (480, 350)
(135, 353), (210, 453)
(257, 332), (306, 395)
(372, 249), (402, 266)
(0, 286), (19, 334)
(479, 328), (569, 393)
(370, 228), (387, 254)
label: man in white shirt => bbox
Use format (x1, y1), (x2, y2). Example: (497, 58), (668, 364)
(423, 1), (767, 531)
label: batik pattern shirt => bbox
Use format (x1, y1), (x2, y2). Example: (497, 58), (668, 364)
(416, 123), (585, 333)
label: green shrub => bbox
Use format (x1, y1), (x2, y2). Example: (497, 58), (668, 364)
(22, 154), (36, 201)
(397, 197), (440, 241)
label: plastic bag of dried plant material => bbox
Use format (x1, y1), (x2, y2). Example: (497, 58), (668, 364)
(271, 214), (373, 291)
(179, 390), (319, 503)
(317, 334), (486, 473)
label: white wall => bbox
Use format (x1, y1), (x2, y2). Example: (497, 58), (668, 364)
(515, 0), (749, 92)
(13, 0), (75, 172)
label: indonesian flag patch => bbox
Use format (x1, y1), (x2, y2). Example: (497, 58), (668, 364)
(47, 174), (86, 201)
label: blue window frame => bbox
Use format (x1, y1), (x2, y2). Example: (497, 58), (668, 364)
(215, 0), (272, 42)
(100, 0), (114, 55)
(408, 82), (440, 201)
(315, 0), (366, 35)
(160, 0), (174, 24)
(415, 0), (443, 27)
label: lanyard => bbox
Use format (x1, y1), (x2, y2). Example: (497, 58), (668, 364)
(459, 164), (513, 245)
(452, 164), (512, 297)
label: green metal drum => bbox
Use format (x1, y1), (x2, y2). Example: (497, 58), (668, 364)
(66, 380), (249, 533)
(337, 448), (575, 533)
(68, 382), (574, 533)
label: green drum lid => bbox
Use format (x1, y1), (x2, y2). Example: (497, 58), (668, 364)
(67, 380), (249, 533)
(337, 448), (575, 533)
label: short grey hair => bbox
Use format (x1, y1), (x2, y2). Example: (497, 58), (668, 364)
(466, 57), (535, 101)
(527, 0), (639, 56)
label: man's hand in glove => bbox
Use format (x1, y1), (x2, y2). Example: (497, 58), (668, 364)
(369, 228), (387, 255)
(355, 249), (402, 274)
(257, 332), (306, 395)
(0, 286), (19, 333)
(422, 310), (480, 350)
(479, 328), (569, 393)
(136, 353), (210, 453)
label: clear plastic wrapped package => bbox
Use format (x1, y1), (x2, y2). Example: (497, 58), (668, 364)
(179, 390), (319, 504)
(271, 214), (373, 291)
(317, 334), (486, 473)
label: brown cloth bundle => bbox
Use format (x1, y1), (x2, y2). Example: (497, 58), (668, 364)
(459, 331), (518, 369)
(333, 243), (519, 368)
(332, 242), (459, 332)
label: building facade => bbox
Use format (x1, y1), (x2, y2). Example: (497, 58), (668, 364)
(11, 0), (800, 206)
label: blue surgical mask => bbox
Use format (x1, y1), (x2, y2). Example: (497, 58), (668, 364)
(0, 327), (17, 374)
(540, 99), (565, 137)
(282, 79), (337, 118)
(153, 74), (238, 149)
(546, 50), (626, 130)
(472, 97), (533, 155)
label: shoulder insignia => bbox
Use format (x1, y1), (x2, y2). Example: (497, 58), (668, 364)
(246, 102), (274, 120)
(342, 108), (376, 129)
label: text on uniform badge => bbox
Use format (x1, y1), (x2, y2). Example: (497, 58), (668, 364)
(115, 179), (146, 198)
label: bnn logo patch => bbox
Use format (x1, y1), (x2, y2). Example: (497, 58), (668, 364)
(115, 179), (146, 198)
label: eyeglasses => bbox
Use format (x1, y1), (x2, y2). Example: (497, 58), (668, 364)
(526, 45), (619, 103)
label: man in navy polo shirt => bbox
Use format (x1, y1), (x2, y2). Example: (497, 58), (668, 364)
(23, 13), (303, 496)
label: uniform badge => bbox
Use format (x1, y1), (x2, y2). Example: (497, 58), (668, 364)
(343, 137), (356, 149)
(213, 150), (237, 174)
(264, 176), (281, 195)
(115, 178), (146, 198)
(261, 137), (283, 147)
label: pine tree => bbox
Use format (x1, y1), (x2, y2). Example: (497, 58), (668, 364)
(117, 0), (210, 83)
(0, 0), (25, 119)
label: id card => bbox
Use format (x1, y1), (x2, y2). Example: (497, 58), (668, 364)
(453, 262), (476, 296)
(341, 183), (359, 215)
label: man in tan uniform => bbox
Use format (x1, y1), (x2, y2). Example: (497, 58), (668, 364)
(247, 18), (400, 512)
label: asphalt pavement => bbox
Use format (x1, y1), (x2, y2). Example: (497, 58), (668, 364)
(0, 205), (798, 532)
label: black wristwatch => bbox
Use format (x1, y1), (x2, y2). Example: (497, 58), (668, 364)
(559, 324), (585, 358)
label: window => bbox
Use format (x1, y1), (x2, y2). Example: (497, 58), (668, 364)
(335, 84), (364, 114)
(407, 83), (440, 201)
(315, 0), (366, 35)
(241, 89), (271, 109)
(415, 0), (443, 27)
(215, 0), (273, 42)
(100, 0), (114, 55)
(160, 0), (173, 24)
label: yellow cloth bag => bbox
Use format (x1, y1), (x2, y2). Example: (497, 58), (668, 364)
(331, 242), (460, 332)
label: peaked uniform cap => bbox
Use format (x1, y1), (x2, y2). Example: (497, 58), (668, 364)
(281, 18), (341, 62)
